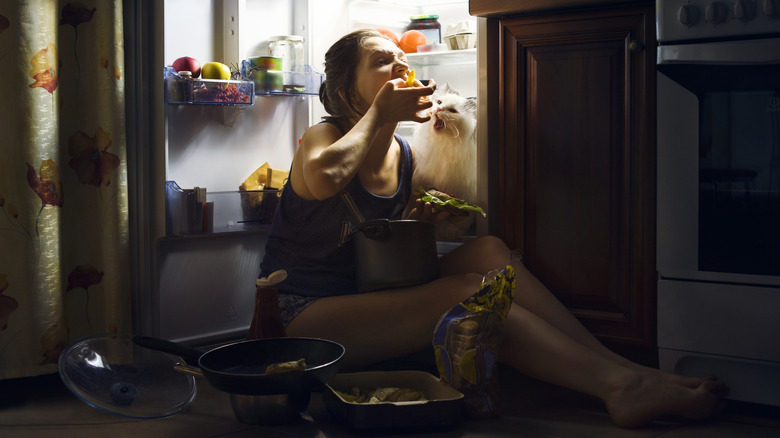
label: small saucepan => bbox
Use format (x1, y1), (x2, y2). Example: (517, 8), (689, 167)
(352, 219), (440, 292)
(339, 191), (440, 293)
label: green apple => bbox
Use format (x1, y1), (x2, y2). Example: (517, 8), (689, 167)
(201, 62), (232, 80)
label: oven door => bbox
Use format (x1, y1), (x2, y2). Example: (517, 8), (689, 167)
(656, 38), (780, 407)
(657, 37), (780, 286)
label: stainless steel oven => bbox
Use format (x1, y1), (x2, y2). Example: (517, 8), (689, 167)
(656, 0), (780, 407)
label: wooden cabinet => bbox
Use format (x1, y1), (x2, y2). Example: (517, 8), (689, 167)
(473, 2), (657, 347)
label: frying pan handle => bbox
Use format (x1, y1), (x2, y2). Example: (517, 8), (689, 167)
(133, 335), (206, 366)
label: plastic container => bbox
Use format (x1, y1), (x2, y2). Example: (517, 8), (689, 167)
(268, 35), (305, 92)
(164, 67), (254, 105)
(165, 181), (213, 235)
(443, 20), (477, 51)
(407, 15), (441, 45)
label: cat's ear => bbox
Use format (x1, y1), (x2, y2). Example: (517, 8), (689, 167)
(443, 83), (460, 96)
(465, 97), (477, 115)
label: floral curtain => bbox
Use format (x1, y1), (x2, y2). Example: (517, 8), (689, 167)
(0, 1), (131, 379)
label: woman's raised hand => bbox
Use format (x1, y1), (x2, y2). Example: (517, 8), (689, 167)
(372, 79), (434, 124)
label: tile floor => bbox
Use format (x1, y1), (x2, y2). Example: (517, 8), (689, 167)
(2, 364), (779, 438)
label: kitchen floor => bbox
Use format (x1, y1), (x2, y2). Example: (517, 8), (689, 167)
(2, 364), (780, 438)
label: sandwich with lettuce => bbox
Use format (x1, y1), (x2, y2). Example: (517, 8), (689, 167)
(414, 186), (486, 218)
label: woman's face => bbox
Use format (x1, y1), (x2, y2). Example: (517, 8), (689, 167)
(352, 36), (410, 112)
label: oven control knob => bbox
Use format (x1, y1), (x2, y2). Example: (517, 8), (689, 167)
(734, 0), (756, 20)
(705, 2), (729, 23)
(677, 4), (701, 26)
(763, 0), (779, 17)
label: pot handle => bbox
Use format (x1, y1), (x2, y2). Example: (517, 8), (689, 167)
(339, 191), (365, 224)
(133, 335), (206, 366)
(356, 218), (392, 240)
(339, 191), (392, 240)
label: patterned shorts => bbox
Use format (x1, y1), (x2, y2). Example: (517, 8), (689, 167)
(277, 293), (320, 328)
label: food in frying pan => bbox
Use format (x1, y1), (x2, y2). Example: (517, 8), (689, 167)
(264, 358), (307, 374)
(335, 386), (426, 404)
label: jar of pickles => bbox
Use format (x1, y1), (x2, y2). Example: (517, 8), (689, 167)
(407, 15), (441, 45)
(268, 35), (305, 92)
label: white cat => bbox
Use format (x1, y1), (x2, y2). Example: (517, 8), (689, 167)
(410, 83), (478, 241)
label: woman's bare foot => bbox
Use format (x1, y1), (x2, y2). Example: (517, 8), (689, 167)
(633, 363), (718, 389)
(605, 371), (728, 428)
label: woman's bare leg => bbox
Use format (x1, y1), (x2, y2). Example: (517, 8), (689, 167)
(286, 273), (483, 370)
(442, 236), (714, 387)
(498, 305), (726, 428)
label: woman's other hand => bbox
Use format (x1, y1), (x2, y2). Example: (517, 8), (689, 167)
(406, 198), (468, 225)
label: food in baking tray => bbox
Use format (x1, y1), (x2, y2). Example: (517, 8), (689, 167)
(335, 386), (426, 404)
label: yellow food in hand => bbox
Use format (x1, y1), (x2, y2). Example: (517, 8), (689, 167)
(406, 69), (415, 87)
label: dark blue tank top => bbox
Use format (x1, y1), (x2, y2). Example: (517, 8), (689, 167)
(259, 133), (413, 297)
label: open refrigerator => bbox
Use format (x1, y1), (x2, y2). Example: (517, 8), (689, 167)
(134, 0), (479, 346)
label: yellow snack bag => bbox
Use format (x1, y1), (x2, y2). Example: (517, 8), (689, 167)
(433, 265), (515, 419)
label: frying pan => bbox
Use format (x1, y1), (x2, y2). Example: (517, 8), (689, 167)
(132, 336), (344, 396)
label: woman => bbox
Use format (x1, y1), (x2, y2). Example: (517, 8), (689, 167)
(259, 29), (727, 428)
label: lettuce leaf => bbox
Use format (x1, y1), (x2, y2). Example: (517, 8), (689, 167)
(414, 186), (486, 218)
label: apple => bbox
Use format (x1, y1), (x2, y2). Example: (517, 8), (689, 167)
(201, 62), (232, 80)
(172, 56), (201, 78)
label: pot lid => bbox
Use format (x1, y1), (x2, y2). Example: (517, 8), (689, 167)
(58, 333), (197, 419)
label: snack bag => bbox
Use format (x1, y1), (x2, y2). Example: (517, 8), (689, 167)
(433, 265), (515, 418)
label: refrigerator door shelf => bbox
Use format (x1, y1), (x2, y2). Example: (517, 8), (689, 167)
(164, 67), (255, 106)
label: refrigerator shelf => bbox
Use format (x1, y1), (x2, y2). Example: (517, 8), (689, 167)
(164, 67), (255, 106)
(165, 181), (280, 236)
(407, 48), (476, 67)
(240, 61), (324, 96)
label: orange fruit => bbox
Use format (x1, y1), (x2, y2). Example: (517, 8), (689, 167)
(399, 30), (426, 53)
(376, 28), (400, 48)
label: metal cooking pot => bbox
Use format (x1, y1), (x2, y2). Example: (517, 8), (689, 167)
(172, 362), (312, 425)
(339, 191), (440, 293)
(352, 218), (440, 292)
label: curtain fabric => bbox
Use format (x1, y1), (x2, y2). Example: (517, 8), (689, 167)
(0, 1), (131, 379)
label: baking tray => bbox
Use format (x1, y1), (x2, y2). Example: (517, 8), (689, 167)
(323, 370), (464, 434)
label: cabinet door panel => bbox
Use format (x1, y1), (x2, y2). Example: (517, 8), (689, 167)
(496, 5), (656, 345)
(525, 41), (626, 313)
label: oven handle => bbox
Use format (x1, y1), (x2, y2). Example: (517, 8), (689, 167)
(657, 37), (780, 65)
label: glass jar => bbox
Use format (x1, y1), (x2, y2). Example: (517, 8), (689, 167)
(268, 35), (304, 91)
(407, 15), (441, 45)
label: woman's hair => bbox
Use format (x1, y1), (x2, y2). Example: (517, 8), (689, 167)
(319, 29), (393, 121)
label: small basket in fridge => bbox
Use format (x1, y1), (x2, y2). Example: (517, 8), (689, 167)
(164, 67), (254, 105)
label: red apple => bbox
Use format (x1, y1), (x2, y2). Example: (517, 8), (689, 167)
(172, 56), (201, 78)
